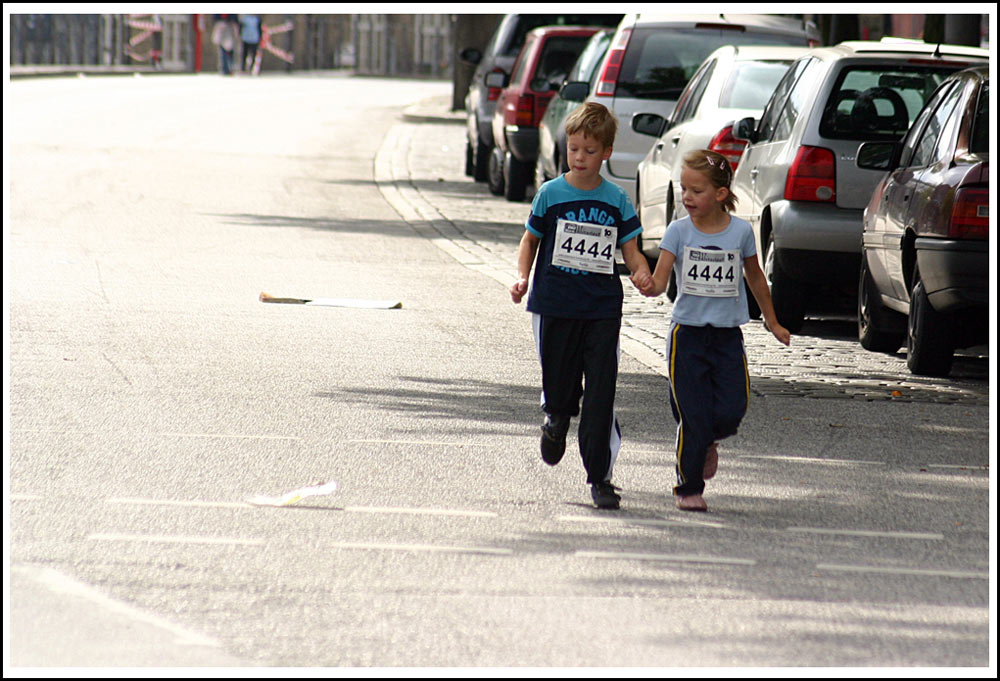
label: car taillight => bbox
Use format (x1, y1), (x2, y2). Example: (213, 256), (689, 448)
(949, 187), (989, 239)
(708, 126), (747, 170)
(515, 93), (535, 127)
(487, 67), (504, 101)
(785, 146), (836, 202)
(596, 28), (630, 97)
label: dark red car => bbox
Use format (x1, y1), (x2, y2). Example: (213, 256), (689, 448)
(486, 25), (605, 201)
(856, 66), (989, 376)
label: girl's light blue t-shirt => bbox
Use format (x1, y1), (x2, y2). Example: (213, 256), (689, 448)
(659, 215), (757, 328)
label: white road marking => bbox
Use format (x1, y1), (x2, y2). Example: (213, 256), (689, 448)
(576, 551), (754, 565)
(344, 506), (497, 518)
(786, 527), (944, 540)
(88, 533), (263, 547)
(343, 438), (493, 447)
(920, 464), (989, 470)
(816, 563), (988, 579)
(557, 515), (726, 529)
(327, 541), (512, 556)
(740, 455), (883, 466)
(13, 565), (221, 647)
(106, 497), (251, 510)
(159, 432), (300, 441)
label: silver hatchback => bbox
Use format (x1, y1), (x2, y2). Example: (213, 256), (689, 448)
(730, 40), (988, 332)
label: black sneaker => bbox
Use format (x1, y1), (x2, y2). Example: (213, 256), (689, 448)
(590, 481), (621, 509)
(540, 415), (569, 466)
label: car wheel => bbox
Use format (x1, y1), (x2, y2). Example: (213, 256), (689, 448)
(857, 253), (905, 353)
(473, 137), (490, 182)
(464, 141), (475, 177)
(487, 146), (505, 196)
(503, 151), (530, 202)
(906, 272), (954, 376)
(764, 235), (805, 333)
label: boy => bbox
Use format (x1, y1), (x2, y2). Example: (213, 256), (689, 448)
(510, 102), (652, 509)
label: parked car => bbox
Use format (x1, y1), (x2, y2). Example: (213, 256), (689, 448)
(588, 13), (819, 206)
(632, 44), (810, 259)
(854, 66), (989, 376)
(535, 29), (613, 190)
(729, 40), (989, 332)
(460, 13), (621, 182)
(486, 25), (605, 201)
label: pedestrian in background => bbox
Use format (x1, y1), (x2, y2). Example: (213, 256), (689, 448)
(211, 14), (239, 75)
(511, 102), (652, 510)
(241, 14), (262, 73)
(636, 149), (791, 512)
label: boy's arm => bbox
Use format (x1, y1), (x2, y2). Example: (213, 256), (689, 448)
(744, 256), (791, 346)
(511, 230), (540, 304)
(620, 238), (652, 292)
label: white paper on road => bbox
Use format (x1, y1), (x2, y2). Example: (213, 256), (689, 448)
(249, 480), (338, 507)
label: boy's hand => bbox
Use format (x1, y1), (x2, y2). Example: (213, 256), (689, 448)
(510, 278), (529, 304)
(630, 271), (655, 296)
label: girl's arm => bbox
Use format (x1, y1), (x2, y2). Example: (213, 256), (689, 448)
(511, 230), (540, 304)
(639, 249), (676, 297)
(744, 256), (791, 346)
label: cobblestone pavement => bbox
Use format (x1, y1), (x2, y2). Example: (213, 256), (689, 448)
(378, 97), (989, 408)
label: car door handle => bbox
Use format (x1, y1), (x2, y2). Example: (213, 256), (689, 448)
(750, 168), (759, 179)
(671, 135), (681, 146)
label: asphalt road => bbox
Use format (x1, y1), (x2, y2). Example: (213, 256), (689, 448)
(6, 73), (994, 671)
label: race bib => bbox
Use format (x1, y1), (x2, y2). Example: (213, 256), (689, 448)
(552, 219), (617, 275)
(680, 246), (741, 297)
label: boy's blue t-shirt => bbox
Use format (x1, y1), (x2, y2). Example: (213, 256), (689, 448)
(525, 176), (642, 320)
(660, 215), (757, 327)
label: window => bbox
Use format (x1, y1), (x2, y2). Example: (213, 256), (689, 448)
(757, 57), (816, 142)
(672, 59), (716, 125)
(969, 81), (988, 154)
(616, 27), (808, 100)
(898, 81), (953, 166)
(718, 60), (794, 110)
(909, 82), (963, 168)
(819, 65), (956, 141)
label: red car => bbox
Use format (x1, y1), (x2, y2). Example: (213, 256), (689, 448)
(856, 66), (989, 376)
(486, 25), (605, 201)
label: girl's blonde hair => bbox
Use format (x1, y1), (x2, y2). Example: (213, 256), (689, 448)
(683, 149), (739, 213)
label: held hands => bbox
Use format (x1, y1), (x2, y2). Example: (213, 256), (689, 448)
(510, 277), (529, 304)
(630, 271), (657, 297)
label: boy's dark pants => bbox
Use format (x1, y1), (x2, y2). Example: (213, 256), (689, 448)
(666, 323), (749, 496)
(536, 315), (620, 485)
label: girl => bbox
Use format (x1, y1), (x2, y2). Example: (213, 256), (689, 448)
(635, 149), (791, 511)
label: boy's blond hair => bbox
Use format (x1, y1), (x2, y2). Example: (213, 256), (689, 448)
(564, 101), (617, 149)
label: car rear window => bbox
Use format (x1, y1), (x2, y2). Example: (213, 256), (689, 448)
(970, 81), (988, 153)
(718, 60), (795, 109)
(618, 27), (809, 100)
(532, 36), (593, 85)
(819, 65), (957, 141)
(503, 15), (621, 56)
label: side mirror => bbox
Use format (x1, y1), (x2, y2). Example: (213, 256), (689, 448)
(459, 47), (482, 65)
(856, 141), (901, 171)
(733, 117), (758, 144)
(559, 81), (590, 102)
(485, 71), (508, 89)
(631, 113), (667, 138)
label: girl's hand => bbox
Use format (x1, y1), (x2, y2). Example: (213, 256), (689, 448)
(510, 278), (529, 304)
(630, 271), (654, 296)
(765, 320), (791, 346)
